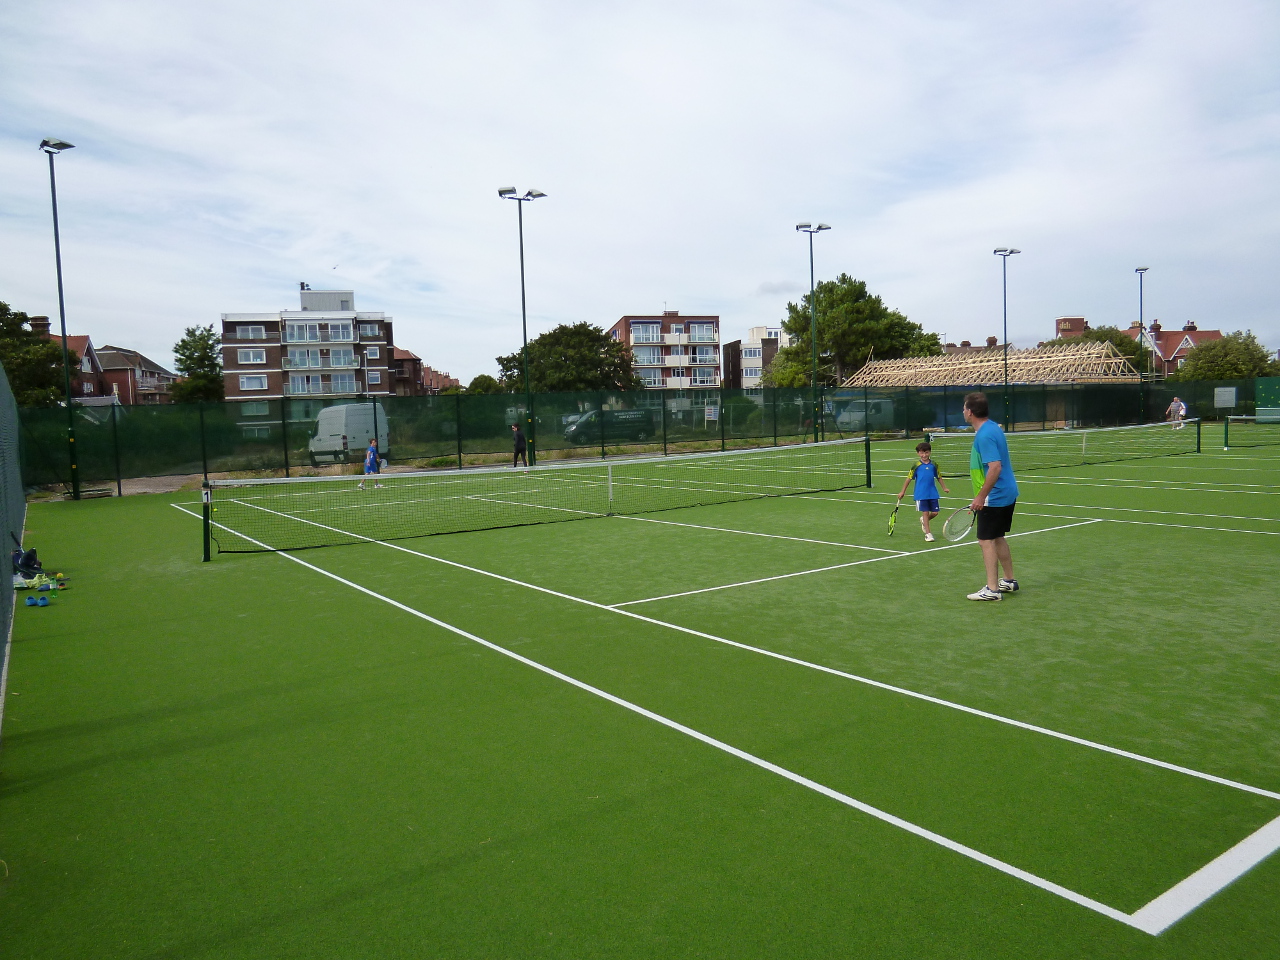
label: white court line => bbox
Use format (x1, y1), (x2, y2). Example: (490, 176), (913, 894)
(1015, 479), (1280, 497)
(200, 501), (1280, 805)
(613, 520), (1103, 606)
(614, 514), (907, 554)
(171, 502), (1280, 935)
(1018, 474), (1280, 490)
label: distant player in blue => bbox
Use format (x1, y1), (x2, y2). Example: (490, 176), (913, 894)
(895, 441), (950, 542)
(963, 391), (1019, 601)
(357, 438), (383, 490)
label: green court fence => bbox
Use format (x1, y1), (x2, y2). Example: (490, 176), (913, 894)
(2, 359), (24, 721)
(16, 378), (1264, 491)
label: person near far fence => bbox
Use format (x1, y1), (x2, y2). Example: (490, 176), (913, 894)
(1166, 396), (1186, 429)
(358, 437), (383, 490)
(963, 391), (1019, 601)
(512, 423), (528, 467)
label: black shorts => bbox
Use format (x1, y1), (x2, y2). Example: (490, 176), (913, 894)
(976, 502), (1016, 541)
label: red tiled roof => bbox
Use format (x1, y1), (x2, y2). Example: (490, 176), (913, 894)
(392, 347), (421, 360)
(1125, 326), (1222, 361)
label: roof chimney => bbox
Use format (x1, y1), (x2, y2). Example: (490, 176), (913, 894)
(960, 340), (972, 348)
(1183, 321), (1197, 331)
(1149, 321), (1161, 332)
(28, 315), (52, 337)
(985, 336), (999, 347)
(1129, 320), (1141, 329)
(663, 310), (678, 316)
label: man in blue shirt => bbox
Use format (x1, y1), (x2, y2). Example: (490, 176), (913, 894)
(963, 392), (1019, 601)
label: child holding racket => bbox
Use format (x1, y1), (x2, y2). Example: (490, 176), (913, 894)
(895, 441), (950, 542)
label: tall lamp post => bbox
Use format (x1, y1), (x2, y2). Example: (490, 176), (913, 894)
(993, 247), (1020, 428)
(41, 138), (80, 500)
(796, 222), (830, 443)
(498, 187), (546, 465)
(1135, 267), (1150, 422)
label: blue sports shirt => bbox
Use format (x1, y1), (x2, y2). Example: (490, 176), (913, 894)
(970, 420), (1019, 507)
(365, 444), (379, 470)
(910, 461), (940, 500)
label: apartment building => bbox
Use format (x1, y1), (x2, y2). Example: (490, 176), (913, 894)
(722, 325), (792, 389)
(607, 310), (721, 390)
(221, 286), (393, 401)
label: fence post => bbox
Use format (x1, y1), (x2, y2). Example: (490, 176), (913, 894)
(110, 401), (122, 497)
(279, 398), (291, 477)
(371, 395), (381, 465)
(1196, 419), (1202, 453)
(455, 392), (463, 469)
(719, 385), (726, 451)
(600, 390), (607, 460)
(661, 392), (668, 456)
(198, 402), (209, 483)
(202, 483), (211, 562)
(771, 388), (778, 447)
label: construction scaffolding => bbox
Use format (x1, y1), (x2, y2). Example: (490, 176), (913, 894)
(841, 341), (1140, 387)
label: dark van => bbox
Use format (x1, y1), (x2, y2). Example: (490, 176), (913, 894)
(564, 408), (656, 445)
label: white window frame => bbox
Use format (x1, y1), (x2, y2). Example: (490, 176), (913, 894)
(743, 367), (763, 378)
(359, 323), (381, 337)
(237, 348), (266, 364)
(242, 425), (271, 439)
(240, 401), (270, 416)
(367, 370), (382, 385)
(285, 322), (320, 343)
(82, 382), (94, 394)
(239, 375), (269, 391)
(236, 325), (266, 340)
(331, 373), (357, 393)
(690, 323), (717, 342)
(366, 345), (380, 359)
(631, 323), (662, 344)
(327, 322), (354, 342)
(632, 346), (661, 365)
(742, 347), (762, 359)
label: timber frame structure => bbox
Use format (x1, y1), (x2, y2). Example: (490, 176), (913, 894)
(841, 341), (1140, 387)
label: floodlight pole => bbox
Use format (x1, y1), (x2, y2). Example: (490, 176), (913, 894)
(42, 139), (80, 500)
(500, 188), (546, 465)
(1136, 266), (1150, 421)
(797, 223), (830, 443)
(993, 248), (1020, 428)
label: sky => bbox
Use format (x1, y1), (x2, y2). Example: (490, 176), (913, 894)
(2, 0), (1279, 381)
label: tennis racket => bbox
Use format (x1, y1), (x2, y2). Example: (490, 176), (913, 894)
(941, 506), (976, 542)
(887, 503), (900, 536)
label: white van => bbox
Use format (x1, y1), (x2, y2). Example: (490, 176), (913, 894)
(308, 403), (390, 464)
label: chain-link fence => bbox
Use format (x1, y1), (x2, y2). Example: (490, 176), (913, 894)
(16, 379), (1263, 491)
(2, 359), (25, 722)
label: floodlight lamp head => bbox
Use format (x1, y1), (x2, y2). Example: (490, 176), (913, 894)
(498, 187), (517, 197)
(815, 223), (831, 232)
(795, 223), (812, 232)
(1136, 266), (1149, 273)
(40, 138), (75, 153)
(993, 247), (1008, 255)
(1008, 248), (1021, 255)
(524, 189), (546, 199)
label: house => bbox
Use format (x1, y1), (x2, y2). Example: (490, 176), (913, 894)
(221, 286), (394, 401)
(97, 345), (179, 404)
(390, 349), (460, 396)
(606, 310), (721, 392)
(422, 364), (460, 394)
(1124, 320), (1223, 376)
(722, 325), (792, 389)
(944, 336), (1006, 355)
(28, 316), (106, 398)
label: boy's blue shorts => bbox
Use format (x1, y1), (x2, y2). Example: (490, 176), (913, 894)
(364, 463), (378, 475)
(916, 498), (940, 513)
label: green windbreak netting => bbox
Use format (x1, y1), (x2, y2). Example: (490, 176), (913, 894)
(1, 360), (24, 706)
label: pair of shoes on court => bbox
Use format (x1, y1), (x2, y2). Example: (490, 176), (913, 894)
(924, 533), (935, 542)
(967, 579), (1019, 601)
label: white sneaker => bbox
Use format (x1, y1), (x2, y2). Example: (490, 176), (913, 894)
(357, 482), (365, 490)
(924, 533), (935, 542)
(998, 578), (1019, 593)
(375, 483), (384, 489)
(967, 586), (1002, 601)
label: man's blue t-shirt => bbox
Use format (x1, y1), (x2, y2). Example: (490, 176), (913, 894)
(970, 421), (1018, 507)
(910, 461), (941, 500)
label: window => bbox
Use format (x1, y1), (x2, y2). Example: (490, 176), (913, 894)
(690, 323), (716, 342)
(331, 373), (357, 393)
(240, 401), (270, 416)
(693, 371), (717, 385)
(285, 322), (320, 342)
(631, 323), (661, 343)
(668, 367), (687, 378)
(289, 374), (316, 394)
(743, 367), (762, 378)
(668, 345), (685, 357)
(339, 299), (352, 311)
(670, 324), (684, 335)
(327, 322), (354, 342)
(742, 347), (762, 359)
(239, 375), (268, 391)
(638, 370), (663, 387)
(236, 325), (266, 340)
(693, 346), (716, 362)
(329, 349), (355, 367)
(359, 323), (381, 337)
(368, 371), (382, 385)
(237, 348), (266, 364)
(632, 346), (661, 365)
(82, 382), (94, 394)
(242, 425), (271, 439)
(366, 346), (380, 359)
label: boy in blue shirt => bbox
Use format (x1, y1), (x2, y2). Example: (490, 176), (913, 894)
(963, 391), (1019, 601)
(357, 438), (384, 490)
(895, 441), (950, 542)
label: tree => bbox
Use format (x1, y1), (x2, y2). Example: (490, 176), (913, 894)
(1042, 325), (1150, 374)
(763, 274), (940, 387)
(1168, 331), (1280, 381)
(496, 322), (644, 393)
(169, 324), (224, 402)
(0, 301), (74, 406)
(466, 374), (503, 395)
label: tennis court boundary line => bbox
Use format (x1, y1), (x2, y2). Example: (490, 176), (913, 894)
(178, 502), (1280, 807)
(167, 503), (1276, 936)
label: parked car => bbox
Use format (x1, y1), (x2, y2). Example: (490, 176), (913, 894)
(308, 402), (390, 464)
(564, 408), (655, 445)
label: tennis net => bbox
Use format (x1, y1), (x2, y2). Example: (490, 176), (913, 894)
(925, 420), (1201, 475)
(204, 436), (872, 553)
(1224, 415), (1280, 449)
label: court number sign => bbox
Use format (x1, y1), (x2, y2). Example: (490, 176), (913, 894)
(1214, 387), (1237, 409)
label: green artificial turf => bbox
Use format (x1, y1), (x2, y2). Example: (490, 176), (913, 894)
(1, 441), (1278, 958)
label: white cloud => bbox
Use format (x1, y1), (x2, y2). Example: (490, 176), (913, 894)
(1, 0), (1278, 378)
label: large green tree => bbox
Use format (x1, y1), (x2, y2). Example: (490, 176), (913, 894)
(496, 322), (644, 393)
(465, 374), (503, 395)
(0, 301), (75, 406)
(169, 324), (224, 402)
(1168, 331), (1280, 381)
(763, 274), (940, 387)
(1042, 325), (1150, 374)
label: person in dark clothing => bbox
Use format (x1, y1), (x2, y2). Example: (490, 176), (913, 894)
(512, 423), (528, 467)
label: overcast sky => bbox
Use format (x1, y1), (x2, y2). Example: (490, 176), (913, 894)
(3, 0), (1278, 381)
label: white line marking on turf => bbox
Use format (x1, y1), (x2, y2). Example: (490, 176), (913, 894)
(171, 501), (1280, 936)
(182, 503), (1280, 803)
(1018, 474), (1280, 490)
(613, 520), (1103, 606)
(1127, 814), (1280, 935)
(613, 515), (908, 554)
(1015, 479), (1280, 497)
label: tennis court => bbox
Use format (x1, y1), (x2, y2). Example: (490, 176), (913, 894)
(3, 425), (1279, 958)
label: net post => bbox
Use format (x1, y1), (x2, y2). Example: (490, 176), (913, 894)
(1196, 418), (1201, 453)
(607, 463), (613, 512)
(279, 398), (291, 478)
(201, 482), (211, 562)
(600, 390), (607, 460)
(455, 392), (463, 468)
(198, 402), (209, 483)
(110, 401), (122, 497)
(771, 387), (778, 447)
(864, 433), (872, 488)
(719, 385), (726, 452)
(1224, 417), (1229, 450)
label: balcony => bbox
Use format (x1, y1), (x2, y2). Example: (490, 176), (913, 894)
(690, 355), (718, 365)
(662, 332), (687, 345)
(630, 332), (663, 346)
(283, 330), (356, 344)
(283, 356), (360, 369)
(284, 380), (360, 396)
